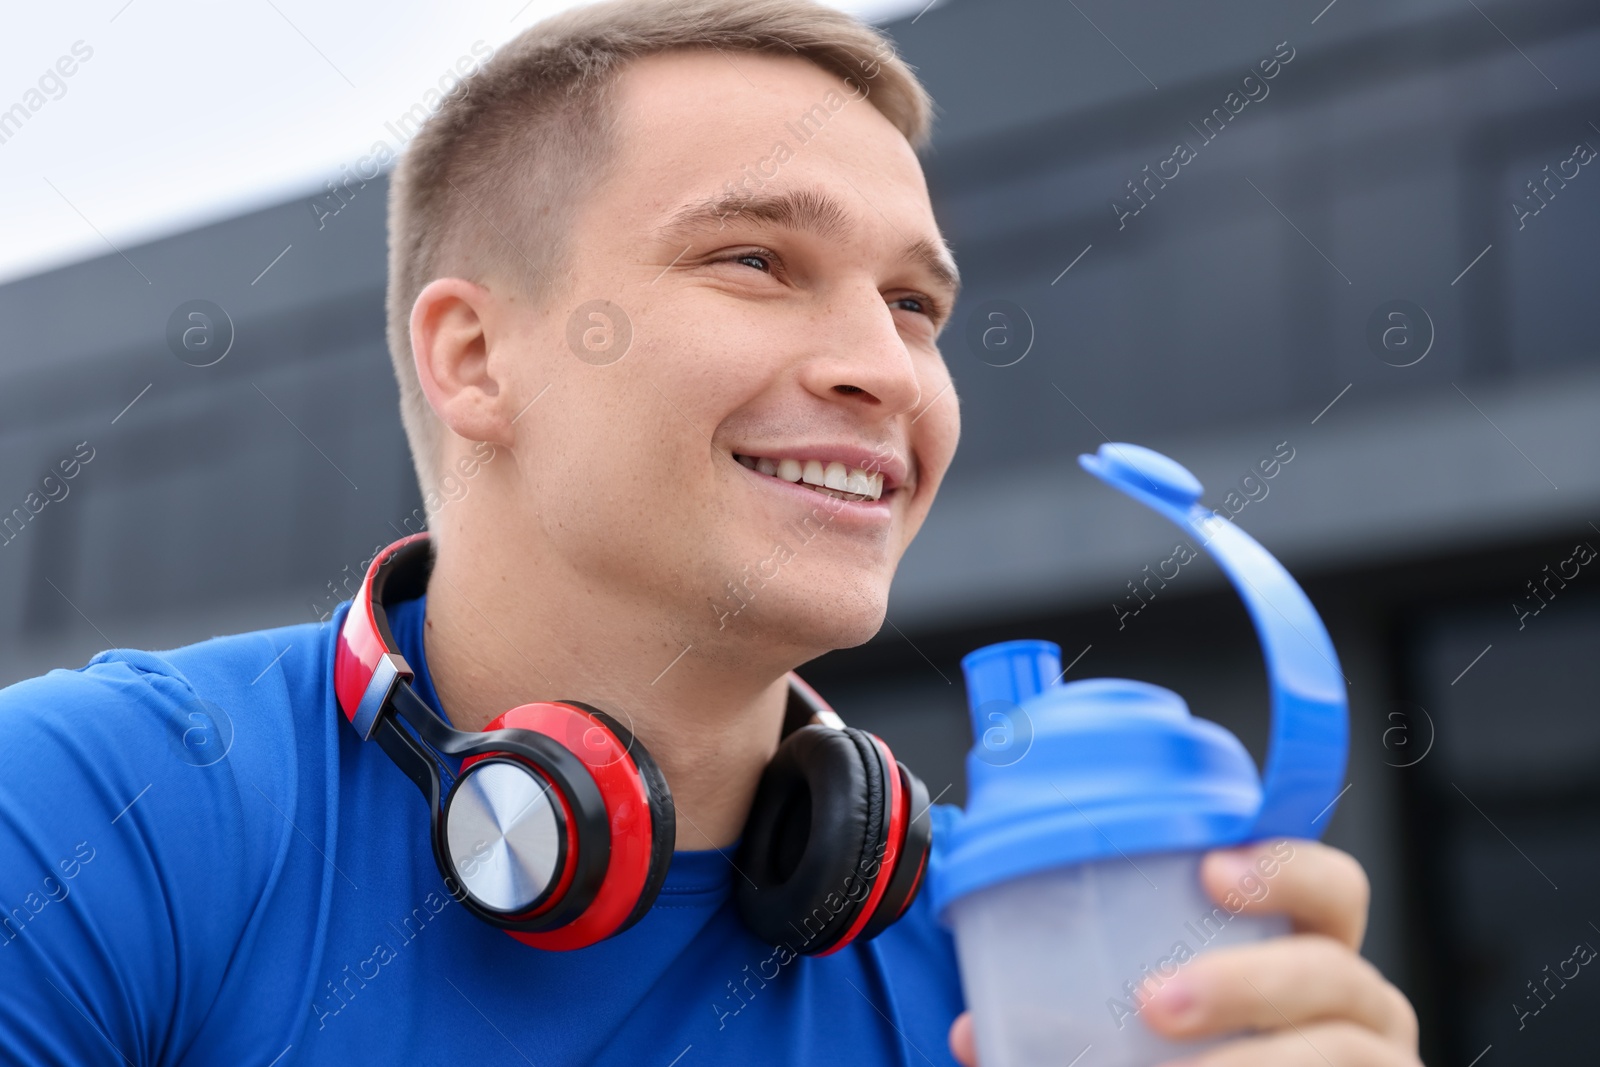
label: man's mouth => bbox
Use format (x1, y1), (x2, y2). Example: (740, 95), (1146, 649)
(733, 453), (886, 503)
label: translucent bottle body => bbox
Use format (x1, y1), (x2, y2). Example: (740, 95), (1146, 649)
(946, 850), (1291, 1067)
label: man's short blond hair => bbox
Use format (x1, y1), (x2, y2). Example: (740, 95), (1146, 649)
(385, 0), (934, 503)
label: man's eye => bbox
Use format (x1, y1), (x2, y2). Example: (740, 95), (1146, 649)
(717, 251), (773, 273)
(892, 294), (945, 323)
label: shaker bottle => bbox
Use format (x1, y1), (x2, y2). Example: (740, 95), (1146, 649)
(930, 442), (1349, 1067)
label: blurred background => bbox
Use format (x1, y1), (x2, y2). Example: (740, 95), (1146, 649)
(2, 0), (1597, 1062)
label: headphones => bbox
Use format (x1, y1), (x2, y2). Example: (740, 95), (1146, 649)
(334, 533), (933, 954)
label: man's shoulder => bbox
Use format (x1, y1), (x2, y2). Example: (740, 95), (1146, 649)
(104, 608), (338, 704)
(0, 605), (351, 871)
(0, 607), (343, 748)
(0, 612), (353, 1061)
(0, 608), (347, 844)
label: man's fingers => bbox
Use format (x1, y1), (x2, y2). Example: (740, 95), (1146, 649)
(1157, 1019), (1420, 1067)
(948, 1011), (976, 1066)
(947, 843), (1408, 1067)
(1143, 934), (1418, 1049)
(1199, 839), (1369, 951)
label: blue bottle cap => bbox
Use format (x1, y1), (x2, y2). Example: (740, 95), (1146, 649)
(930, 444), (1348, 917)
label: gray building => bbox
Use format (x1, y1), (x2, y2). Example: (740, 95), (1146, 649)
(1, 0), (1596, 1061)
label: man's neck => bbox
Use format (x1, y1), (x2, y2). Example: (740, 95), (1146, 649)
(420, 519), (797, 852)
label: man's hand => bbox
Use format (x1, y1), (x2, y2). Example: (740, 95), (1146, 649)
(947, 840), (1421, 1066)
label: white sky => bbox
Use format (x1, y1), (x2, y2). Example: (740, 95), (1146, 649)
(0, 0), (933, 287)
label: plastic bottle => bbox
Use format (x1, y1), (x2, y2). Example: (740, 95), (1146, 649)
(930, 443), (1349, 1067)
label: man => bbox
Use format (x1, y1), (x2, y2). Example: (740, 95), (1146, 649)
(0, 0), (1420, 1063)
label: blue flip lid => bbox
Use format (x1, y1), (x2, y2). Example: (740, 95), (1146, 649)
(930, 443), (1349, 917)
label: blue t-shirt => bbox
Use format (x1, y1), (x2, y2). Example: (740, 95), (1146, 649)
(0, 596), (965, 1065)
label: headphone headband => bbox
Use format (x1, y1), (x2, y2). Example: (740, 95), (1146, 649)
(332, 533), (427, 738)
(334, 533), (851, 740)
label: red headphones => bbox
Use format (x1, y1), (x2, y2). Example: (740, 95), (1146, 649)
(334, 533), (932, 954)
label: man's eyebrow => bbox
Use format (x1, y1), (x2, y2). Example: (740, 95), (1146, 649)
(655, 187), (961, 298)
(659, 187), (852, 243)
(902, 235), (961, 301)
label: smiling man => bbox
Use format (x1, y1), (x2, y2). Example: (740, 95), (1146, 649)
(0, 1), (1420, 1064)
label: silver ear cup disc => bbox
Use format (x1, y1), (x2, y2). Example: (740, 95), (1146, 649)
(444, 760), (564, 914)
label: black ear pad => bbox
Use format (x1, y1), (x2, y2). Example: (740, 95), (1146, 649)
(734, 724), (887, 953)
(561, 702), (676, 936)
(855, 761), (932, 943)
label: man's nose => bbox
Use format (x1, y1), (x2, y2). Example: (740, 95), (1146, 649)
(797, 290), (923, 417)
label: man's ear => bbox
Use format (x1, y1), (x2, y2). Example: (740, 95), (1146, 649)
(410, 276), (516, 447)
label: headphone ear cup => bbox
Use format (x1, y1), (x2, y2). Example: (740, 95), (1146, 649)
(442, 754), (573, 917)
(469, 701), (673, 948)
(854, 760), (932, 943)
(572, 705), (676, 936)
(735, 725), (886, 954)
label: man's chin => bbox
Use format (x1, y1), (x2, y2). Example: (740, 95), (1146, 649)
(803, 606), (889, 655)
(703, 585), (890, 659)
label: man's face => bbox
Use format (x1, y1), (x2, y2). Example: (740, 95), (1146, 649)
(498, 48), (960, 662)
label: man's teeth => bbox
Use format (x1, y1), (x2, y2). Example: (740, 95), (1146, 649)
(734, 454), (885, 501)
